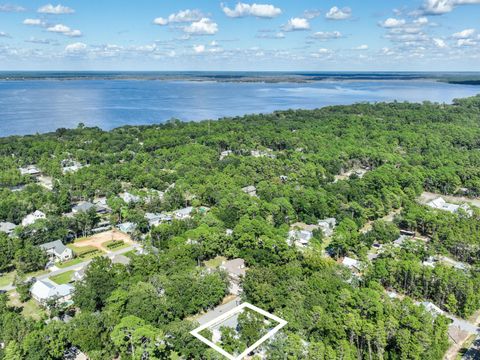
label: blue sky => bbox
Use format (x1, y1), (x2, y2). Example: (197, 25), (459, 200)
(0, 0), (480, 70)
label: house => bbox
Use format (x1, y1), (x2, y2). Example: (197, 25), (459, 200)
(220, 258), (246, 295)
(117, 222), (136, 233)
(30, 280), (74, 304)
(318, 218), (337, 237)
(92, 197), (111, 214)
(61, 160), (84, 174)
(72, 201), (96, 214)
(21, 210), (46, 226)
(145, 212), (172, 227)
(173, 207), (194, 220)
(19, 165), (41, 177)
(288, 229), (313, 247)
(119, 192), (140, 204)
(73, 267), (86, 282)
(426, 197), (473, 216)
(251, 149), (275, 158)
(39, 240), (73, 262)
(242, 185), (257, 197)
(219, 150), (233, 160)
(342, 257), (361, 271)
(0, 222), (17, 235)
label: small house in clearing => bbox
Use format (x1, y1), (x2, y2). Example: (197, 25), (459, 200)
(342, 257), (361, 272)
(117, 222), (136, 234)
(173, 207), (194, 220)
(72, 201), (96, 214)
(220, 258), (247, 295)
(0, 222), (17, 236)
(426, 197), (473, 216)
(318, 218), (337, 237)
(39, 240), (73, 262)
(119, 192), (140, 204)
(19, 165), (41, 177)
(241, 185), (257, 197)
(30, 280), (74, 305)
(21, 210), (46, 226)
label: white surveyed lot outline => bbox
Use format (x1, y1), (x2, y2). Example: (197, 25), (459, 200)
(190, 302), (288, 360)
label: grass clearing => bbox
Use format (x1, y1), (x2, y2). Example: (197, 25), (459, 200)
(0, 271), (15, 287)
(50, 270), (74, 285)
(205, 256), (226, 269)
(8, 291), (46, 321)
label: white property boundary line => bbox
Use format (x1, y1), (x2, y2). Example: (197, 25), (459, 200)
(190, 302), (287, 360)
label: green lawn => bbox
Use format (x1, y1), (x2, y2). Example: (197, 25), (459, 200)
(8, 291), (46, 321)
(50, 270), (74, 285)
(0, 271), (15, 287)
(205, 256), (226, 269)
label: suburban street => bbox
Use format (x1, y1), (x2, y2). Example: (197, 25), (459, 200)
(0, 244), (139, 292)
(196, 296), (241, 325)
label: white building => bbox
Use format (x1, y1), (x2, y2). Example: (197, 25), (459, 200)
(0, 222), (17, 235)
(21, 210), (46, 226)
(242, 185), (257, 197)
(30, 280), (73, 304)
(145, 212), (172, 227)
(19, 165), (41, 177)
(318, 218), (336, 237)
(342, 257), (361, 271)
(173, 207), (194, 220)
(119, 192), (141, 204)
(39, 240), (73, 262)
(426, 197), (473, 216)
(288, 229), (313, 247)
(117, 222), (136, 234)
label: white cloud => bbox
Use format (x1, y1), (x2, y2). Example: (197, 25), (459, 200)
(380, 18), (406, 28)
(303, 9), (321, 19)
(221, 2), (282, 18)
(23, 18), (44, 26)
(354, 44), (369, 50)
(0, 31), (10, 38)
(433, 38), (447, 48)
(311, 31), (342, 40)
(153, 9), (203, 25)
(452, 28), (476, 38)
(0, 4), (26, 12)
(65, 42), (86, 53)
(311, 48), (333, 58)
(282, 17), (310, 31)
(422, 0), (480, 15)
(193, 44), (205, 53)
(413, 17), (429, 25)
(457, 38), (477, 46)
(47, 24), (82, 37)
(325, 6), (352, 20)
(184, 18), (218, 35)
(38, 4), (74, 14)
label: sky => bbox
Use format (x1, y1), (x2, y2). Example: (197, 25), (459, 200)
(0, 0), (480, 71)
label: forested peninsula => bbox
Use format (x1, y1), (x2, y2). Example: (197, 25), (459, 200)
(1, 95), (480, 359)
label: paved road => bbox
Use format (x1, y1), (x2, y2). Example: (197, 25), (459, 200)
(0, 244), (139, 292)
(197, 296), (240, 325)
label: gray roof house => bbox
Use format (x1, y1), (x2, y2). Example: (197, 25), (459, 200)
(220, 258), (247, 295)
(318, 218), (337, 237)
(173, 207), (194, 220)
(0, 222), (17, 235)
(30, 280), (74, 304)
(145, 212), (172, 227)
(119, 192), (140, 204)
(21, 210), (46, 226)
(288, 229), (313, 247)
(72, 201), (96, 214)
(39, 240), (73, 262)
(117, 222), (136, 233)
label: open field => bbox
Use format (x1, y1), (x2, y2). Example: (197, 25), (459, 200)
(8, 291), (46, 321)
(72, 229), (133, 252)
(50, 270), (74, 285)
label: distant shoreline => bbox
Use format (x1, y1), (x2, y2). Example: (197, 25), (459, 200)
(0, 71), (479, 84)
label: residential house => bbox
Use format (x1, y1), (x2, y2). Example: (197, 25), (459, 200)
(21, 210), (46, 226)
(219, 150), (233, 160)
(173, 207), (194, 220)
(220, 258), (247, 295)
(30, 280), (74, 304)
(426, 197), (473, 216)
(93, 197), (111, 214)
(318, 218), (337, 237)
(288, 229), (314, 247)
(72, 201), (96, 214)
(39, 240), (73, 262)
(61, 160), (84, 174)
(119, 192), (140, 204)
(73, 267), (86, 282)
(242, 185), (257, 197)
(342, 257), (361, 272)
(0, 222), (17, 235)
(145, 212), (172, 227)
(117, 222), (136, 234)
(19, 165), (41, 177)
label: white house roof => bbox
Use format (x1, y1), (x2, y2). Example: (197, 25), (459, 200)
(0, 222), (17, 233)
(174, 207), (193, 216)
(342, 257), (360, 269)
(119, 192), (140, 203)
(31, 280), (73, 301)
(117, 222), (136, 233)
(72, 201), (95, 213)
(22, 210), (46, 226)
